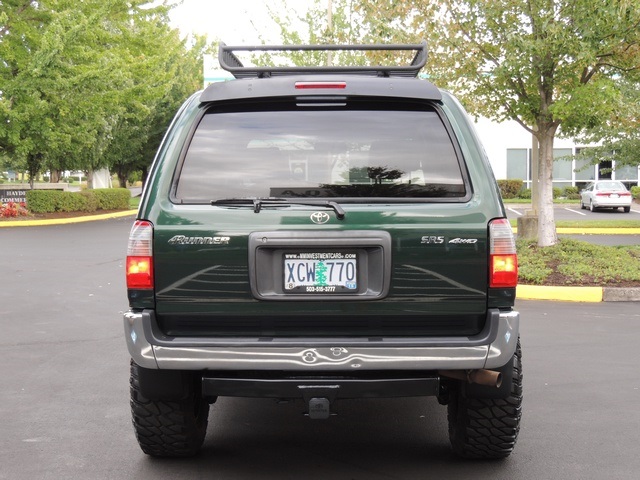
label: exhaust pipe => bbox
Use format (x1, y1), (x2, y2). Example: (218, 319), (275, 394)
(439, 369), (502, 388)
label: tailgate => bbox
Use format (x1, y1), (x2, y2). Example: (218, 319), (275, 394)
(152, 205), (489, 338)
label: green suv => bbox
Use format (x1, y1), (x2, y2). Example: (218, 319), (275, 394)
(124, 42), (522, 459)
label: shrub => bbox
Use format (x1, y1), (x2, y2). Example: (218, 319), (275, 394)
(80, 191), (99, 212)
(26, 188), (131, 213)
(631, 186), (640, 200)
(497, 179), (524, 199)
(517, 188), (531, 199)
(93, 188), (131, 210)
(26, 191), (58, 213)
(552, 187), (563, 199)
(127, 170), (142, 185)
(563, 186), (580, 200)
(0, 202), (28, 218)
(56, 191), (87, 212)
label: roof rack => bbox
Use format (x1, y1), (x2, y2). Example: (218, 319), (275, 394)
(218, 41), (428, 79)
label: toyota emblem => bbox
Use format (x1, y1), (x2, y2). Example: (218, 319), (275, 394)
(310, 212), (330, 224)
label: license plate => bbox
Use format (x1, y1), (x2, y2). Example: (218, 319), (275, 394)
(610, 193), (619, 198)
(284, 253), (357, 293)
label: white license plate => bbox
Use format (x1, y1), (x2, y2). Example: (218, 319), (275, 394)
(610, 193), (619, 198)
(284, 253), (357, 293)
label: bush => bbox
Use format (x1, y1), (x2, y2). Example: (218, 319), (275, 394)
(127, 170), (142, 185)
(563, 186), (580, 200)
(56, 191), (86, 212)
(93, 188), (131, 209)
(80, 191), (99, 212)
(26, 188), (130, 213)
(518, 188), (532, 199)
(497, 179), (524, 199)
(26, 191), (58, 213)
(0, 202), (28, 218)
(552, 187), (563, 199)
(631, 186), (640, 200)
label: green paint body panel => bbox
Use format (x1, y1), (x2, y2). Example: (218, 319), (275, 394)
(131, 84), (514, 338)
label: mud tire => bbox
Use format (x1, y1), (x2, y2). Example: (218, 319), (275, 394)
(447, 339), (523, 459)
(130, 361), (209, 457)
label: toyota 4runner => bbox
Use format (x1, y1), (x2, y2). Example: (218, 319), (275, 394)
(124, 42), (522, 459)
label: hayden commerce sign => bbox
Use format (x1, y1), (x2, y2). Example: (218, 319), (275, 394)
(0, 189), (28, 204)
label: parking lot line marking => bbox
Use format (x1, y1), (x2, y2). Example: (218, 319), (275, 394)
(564, 207), (586, 216)
(508, 208), (523, 216)
(632, 209), (640, 214)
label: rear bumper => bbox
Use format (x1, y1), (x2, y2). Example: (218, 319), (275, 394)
(593, 198), (632, 208)
(123, 308), (519, 371)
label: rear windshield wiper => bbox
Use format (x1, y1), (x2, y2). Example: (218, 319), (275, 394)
(211, 197), (345, 220)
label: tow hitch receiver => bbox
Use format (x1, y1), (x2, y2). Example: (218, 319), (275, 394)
(299, 385), (339, 420)
(201, 375), (440, 420)
(307, 397), (332, 420)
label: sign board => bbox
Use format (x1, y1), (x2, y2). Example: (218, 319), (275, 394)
(0, 188), (28, 204)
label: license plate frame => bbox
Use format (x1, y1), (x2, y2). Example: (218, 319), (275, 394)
(284, 252), (358, 294)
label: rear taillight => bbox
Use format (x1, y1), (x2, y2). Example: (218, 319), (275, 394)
(489, 218), (518, 288)
(126, 220), (154, 289)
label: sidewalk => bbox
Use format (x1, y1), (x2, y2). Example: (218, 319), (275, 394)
(1, 208), (638, 302)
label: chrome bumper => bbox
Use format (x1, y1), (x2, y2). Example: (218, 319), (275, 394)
(123, 309), (519, 371)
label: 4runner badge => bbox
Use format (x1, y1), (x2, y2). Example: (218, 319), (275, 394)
(168, 235), (230, 245)
(310, 212), (330, 224)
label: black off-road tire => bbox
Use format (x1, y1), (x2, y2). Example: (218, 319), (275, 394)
(130, 361), (209, 457)
(447, 339), (523, 459)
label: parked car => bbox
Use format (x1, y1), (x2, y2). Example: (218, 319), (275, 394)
(123, 41), (522, 460)
(580, 180), (633, 212)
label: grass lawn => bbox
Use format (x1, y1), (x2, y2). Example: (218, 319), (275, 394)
(517, 238), (640, 287)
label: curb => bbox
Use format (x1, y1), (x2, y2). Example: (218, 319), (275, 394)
(517, 285), (640, 303)
(0, 209), (137, 227)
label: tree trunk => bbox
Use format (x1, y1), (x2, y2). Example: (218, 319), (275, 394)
(50, 169), (61, 183)
(86, 170), (94, 190)
(118, 171), (127, 189)
(536, 127), (559, 247)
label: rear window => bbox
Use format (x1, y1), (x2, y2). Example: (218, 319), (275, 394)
(595, 181), (627, 191)
(174, 105), (468, 202)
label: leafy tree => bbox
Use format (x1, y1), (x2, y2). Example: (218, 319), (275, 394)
(0, 0), (205, 188)
(408, 0), (640, 246)
(576, 78), (640, 171)
(272, 0), (640, 246)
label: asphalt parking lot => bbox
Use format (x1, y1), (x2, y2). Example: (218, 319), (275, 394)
(506, 204), (640, 247)
(505, 203), (640, 222)
(1, 218), (640, 479)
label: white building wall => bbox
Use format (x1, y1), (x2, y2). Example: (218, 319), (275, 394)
(472, 117), (577, 180)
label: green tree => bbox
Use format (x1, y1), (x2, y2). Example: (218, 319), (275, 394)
(410, 0), (640, 246)
(0, 0), (205, 188)
(576, 78), (640, 171)
(272, 0), (640, 246)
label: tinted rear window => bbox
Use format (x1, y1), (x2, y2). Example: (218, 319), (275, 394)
(175, 106), (467, 202)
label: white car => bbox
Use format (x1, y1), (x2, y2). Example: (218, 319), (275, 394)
(580, 180), (633, 212)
